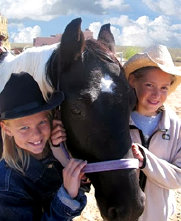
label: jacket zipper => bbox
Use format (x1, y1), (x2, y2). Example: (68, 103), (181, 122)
(130, 125), (163, 191)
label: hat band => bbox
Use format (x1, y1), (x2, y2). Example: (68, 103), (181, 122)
(1, 101), (44, 119)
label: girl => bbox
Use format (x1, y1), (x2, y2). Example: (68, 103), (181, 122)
(0, 72), (87, 221)
(123, 44), (181, 221)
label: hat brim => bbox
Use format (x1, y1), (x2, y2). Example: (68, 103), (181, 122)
(0, 91), (64, 120)
(123, 53), (181, 95)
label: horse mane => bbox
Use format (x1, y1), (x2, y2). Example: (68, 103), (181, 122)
(46, 38), (120, 92)
(85, 39), (119, 64)
(0, 43), (59, 99)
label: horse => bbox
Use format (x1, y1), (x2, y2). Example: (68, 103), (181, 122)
(0, 18), (145, 221)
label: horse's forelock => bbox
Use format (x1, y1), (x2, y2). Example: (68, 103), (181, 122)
(85, 39), (118, 64)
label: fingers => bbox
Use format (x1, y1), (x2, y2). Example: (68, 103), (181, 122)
(132, 144), (144, 167)
(63, 159), (87, 177)
(63, 159), (87, 198)
(52, 119), (65, 128)
(51, 120), (67, 145)
(52, 120), (66, 134)
(81, 174), (91, 185)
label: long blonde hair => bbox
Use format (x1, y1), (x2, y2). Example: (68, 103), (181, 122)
(1, 111), (53, 174)
(1, 127), (30, 174)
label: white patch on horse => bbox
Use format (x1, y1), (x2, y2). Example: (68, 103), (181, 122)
(100, 75), (115, 93)
(0, 43), (59, 100)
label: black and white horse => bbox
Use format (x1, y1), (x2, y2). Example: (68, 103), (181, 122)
(0, 18), (145, 221)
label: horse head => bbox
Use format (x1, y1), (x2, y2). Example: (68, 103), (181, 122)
(47, 18), (145, 221)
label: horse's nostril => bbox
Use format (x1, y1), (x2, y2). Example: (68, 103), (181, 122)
(108, 207), (117, 220)
(108, 207), (124, 220)
(108, 207), (116, 219)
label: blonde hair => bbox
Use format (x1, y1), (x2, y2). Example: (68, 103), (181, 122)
(1, 111), (53, 174)
(1, 127), (30, 174)
(129, 66), (176, 85)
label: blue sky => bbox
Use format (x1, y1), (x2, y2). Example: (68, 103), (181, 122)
(1, 0), (181, 47)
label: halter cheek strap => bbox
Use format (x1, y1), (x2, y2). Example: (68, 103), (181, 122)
(52, 107), (139, 173)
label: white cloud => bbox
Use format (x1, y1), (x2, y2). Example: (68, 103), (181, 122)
(89, 22), (102, 39)
(0, 0), (129, 21)
(1, 0), (57, 21)
(142, 0), (181, 17)
(95, 0), (129, 11)
(1, 0), (181, 47)
(105, 15), (181, 47)
(10, 25), (41, 43)
(105, 15), (130, 26)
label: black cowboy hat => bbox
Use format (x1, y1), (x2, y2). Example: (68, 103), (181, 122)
(0, 72), (64, 120)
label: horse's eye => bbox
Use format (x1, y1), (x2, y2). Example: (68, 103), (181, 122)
(71, 103), (82, 115)
(71, 107), (81, 115)
(70, 101), (86, 118)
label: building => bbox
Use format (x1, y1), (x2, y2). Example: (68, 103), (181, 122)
(33, 34), (62, 47)
(11, 43), (33, 54)
(0, 13), (10, 50)
(33, 29), (93, 47)
(0, 13), (93, 52)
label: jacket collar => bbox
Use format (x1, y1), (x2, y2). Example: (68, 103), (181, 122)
(24, 153), (57, 182)
(129, 105), (170, 131)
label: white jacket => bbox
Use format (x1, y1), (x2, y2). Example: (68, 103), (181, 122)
(130, 105), (181, 221)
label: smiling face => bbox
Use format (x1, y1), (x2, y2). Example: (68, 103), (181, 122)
(129, 68), (173, 116)
(1, 111), (51, 159)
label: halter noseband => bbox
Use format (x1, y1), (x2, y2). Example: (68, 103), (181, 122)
(60, 143), (139, 173)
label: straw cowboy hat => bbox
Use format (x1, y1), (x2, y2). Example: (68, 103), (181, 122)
(0, 72), (64, 120)
(123, 44), (181, 94)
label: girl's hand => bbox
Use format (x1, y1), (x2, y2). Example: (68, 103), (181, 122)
(51, 120), (66, 146)
(132, 143), (144, 168)
(63, 159), (87, 198)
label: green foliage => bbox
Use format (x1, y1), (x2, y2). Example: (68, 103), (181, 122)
(115, 45), (181, 64)
(115, 46), (143, 61)
(175, 57), (181, 62)
(124, 47), (141, 60)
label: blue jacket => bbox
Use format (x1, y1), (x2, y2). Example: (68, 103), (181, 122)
(0, 153), (86, 221)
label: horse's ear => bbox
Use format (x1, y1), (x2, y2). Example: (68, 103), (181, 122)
(59, 17), (85, 70)
(97, 24), (115, 54)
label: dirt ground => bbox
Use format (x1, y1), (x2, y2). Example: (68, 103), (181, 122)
(74, 187), (181, 221)
(74, 84), (181, 221)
